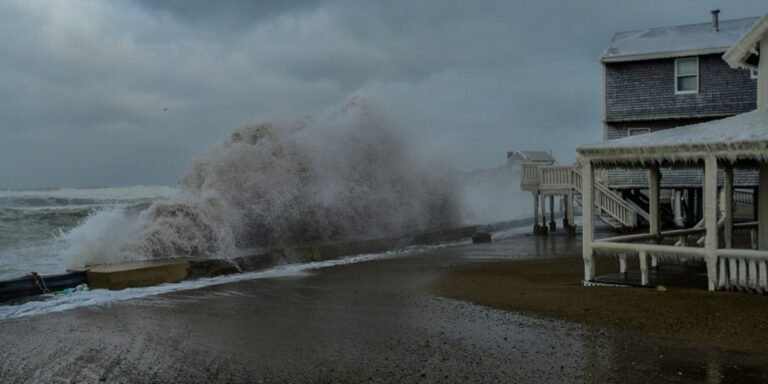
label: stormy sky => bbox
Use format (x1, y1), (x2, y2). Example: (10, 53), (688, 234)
(0, 0), (765, 188)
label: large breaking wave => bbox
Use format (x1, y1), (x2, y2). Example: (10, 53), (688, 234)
(63, 99), (461, 268)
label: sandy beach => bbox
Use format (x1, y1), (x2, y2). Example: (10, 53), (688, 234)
(0, 232), (766, 383)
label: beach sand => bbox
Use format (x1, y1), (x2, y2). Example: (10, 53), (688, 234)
(0, 232), (766, 382)
(434, 256), (768, 354)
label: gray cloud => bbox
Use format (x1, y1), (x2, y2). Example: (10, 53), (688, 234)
(0, 0), (765, 188)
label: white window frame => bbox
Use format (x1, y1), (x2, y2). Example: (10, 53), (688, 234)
(675, 57), (699, 95)
(628, 128), (650, 137)
(751, 68), (758, 80)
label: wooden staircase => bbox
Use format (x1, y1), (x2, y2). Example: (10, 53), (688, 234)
(530, 163), (641, 229)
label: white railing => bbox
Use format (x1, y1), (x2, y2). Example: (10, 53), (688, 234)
(523, 162), (639, 228)
(718, 251), (768, 292)
(594, 222), (768, 292)
(573, 167), (638, 228)
(539, 166), (573, 190)
(734, 189), (753, 206)
(521, 163), (540, 187)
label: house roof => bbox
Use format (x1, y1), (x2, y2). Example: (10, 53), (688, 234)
(507, 150), (556, 163)
(601, 17), (759, 63)
(723, 14), (768, 69)
(577, 109), (768, 165)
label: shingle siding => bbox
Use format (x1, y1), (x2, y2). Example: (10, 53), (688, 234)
(607, 168), (759, 189)
(605, 118), (718, 140)
(604, 53), (756, 122)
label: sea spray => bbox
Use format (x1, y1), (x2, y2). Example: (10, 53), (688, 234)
(63, 99), (461, 268)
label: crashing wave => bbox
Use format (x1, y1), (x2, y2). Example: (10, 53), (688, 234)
(63, 98), (461, 268)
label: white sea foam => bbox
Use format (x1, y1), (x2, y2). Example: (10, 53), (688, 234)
(61, 98), (461, 268)
(60, 208), (147, 268)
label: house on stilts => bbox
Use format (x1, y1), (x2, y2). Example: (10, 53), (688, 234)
(517, 11), (761, 238)
(579, 13), (768, 292)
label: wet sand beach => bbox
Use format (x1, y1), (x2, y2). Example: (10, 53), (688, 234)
(0, 232), (767, 383)
(435, 256), (768, 354)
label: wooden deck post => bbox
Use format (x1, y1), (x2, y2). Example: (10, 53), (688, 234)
(582, 161), (595, 282)
(649, 165), (661, 269)
(704, 156), (719, 291)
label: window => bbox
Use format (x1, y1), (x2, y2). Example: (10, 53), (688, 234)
(675, 57), (698, 94)
(751, 69), (758, 80)
(628, 128), (650, 136)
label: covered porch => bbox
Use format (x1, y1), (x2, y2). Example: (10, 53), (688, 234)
(577, 110), (768, 292)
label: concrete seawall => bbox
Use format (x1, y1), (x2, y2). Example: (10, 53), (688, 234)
(87, 217), (534, 290)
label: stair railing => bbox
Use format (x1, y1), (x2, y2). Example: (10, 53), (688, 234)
(572, 167), (638, 228)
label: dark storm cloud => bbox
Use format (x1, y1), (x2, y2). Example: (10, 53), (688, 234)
(0, 0), (765, 188)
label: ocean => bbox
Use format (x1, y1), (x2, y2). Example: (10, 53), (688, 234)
(0, 186), (177, 281)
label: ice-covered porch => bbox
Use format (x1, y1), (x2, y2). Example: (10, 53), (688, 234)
(577, 110), (768, 292)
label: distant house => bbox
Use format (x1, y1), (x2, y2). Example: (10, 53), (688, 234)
(601, 11), (757, 140)
(506, 150), (556, 165)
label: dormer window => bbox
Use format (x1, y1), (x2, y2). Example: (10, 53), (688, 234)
(675, 57), (699, 94)
(750, 69), (758, 79)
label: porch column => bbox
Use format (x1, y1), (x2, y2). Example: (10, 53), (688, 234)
(673, 190), (684, 228)
(704, 156), (719, 291)
(649, 165), (661, 237)
(566, 191), (575, 234)
(582, 160), (595, 282)
(760, 163), (768, 251)
(549, 195), (556, 232)
(718, 164), (734, 290)
(758, 162), (768, 291)
(649, 165), (661, 268)
(540, 193), (547, 233)
(685, 188), (696, 227)
(533, 191), (540, 234)
(723, 165), (733, 249)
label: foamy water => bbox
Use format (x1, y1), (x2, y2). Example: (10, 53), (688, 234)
(0, 186), (177, 280)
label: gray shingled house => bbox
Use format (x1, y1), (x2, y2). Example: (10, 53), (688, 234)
(601, 12), (757, 140)
(518, 11), (762, 235)
(598, 11), (761, 228)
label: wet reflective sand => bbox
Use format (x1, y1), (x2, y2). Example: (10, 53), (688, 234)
(0, 232), (765, 383)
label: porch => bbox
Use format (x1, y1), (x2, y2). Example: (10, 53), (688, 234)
(577, 110), (768, 292)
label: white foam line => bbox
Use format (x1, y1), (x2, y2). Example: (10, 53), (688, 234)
(0, 241), (457, 320)
(0, 227), (526, 321)
(490, 224), (534, 240)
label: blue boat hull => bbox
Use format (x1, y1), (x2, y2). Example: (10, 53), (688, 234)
(0, 272), (87, 303)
